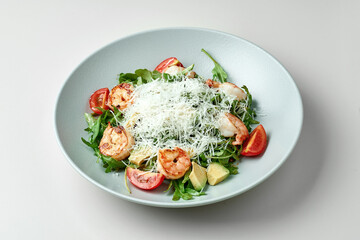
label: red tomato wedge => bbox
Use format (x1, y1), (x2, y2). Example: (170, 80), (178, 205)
(155, 57), (184, 73)
(126, 168), (165, 190)
(241, 124), (267, 156)
(89, 88), (110, 114)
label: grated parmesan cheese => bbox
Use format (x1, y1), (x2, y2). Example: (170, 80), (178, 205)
(121, 75), (240, 161)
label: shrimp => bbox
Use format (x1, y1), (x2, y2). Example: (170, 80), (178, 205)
(219, 112), (249, 145)
(108, 83), (134, 111)
(165, 66), (196, 78)
(99, 123), (135, 160)
(165, 66), (184, 75)
(205, 79), (220, 88)
(206, 79), (246, 101)
(157, 147), (191, 179)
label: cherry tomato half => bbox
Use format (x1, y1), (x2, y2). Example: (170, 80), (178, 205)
(155, 57), (184, 73)
(241, 124), (267, 156)
(126, 168), (165, 190)
(89, 88), (110, 114)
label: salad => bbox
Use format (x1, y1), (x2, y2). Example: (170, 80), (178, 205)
(82, 49), (267, 201)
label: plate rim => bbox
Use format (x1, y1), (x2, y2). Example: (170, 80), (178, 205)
(54, 27), (303, 208)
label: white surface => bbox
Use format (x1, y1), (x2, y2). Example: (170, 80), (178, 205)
(1, 0), (359, 239)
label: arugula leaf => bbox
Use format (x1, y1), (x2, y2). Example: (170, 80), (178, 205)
(179, 180), (186, 193)
(164, 181), (173, 193)
(119, 67), (190, 86)
(82, 109), (128, 172)
(161, 72), (174, 82)
(241, 85), (252, 106)
(94, 148), (127, 172)
(108, 107), (123, 125)
(151, 70), (162, 79)
(119, 69), (162, 86)
(172, 181), (183, 201)
(90, 114), (102, 142)
(228, 85), (259, 132)
(170, 177), (207, 201)
(180, 64), (194, 75)
(81, 137), (98, 149)
(84, 113), (96, 129)
(201, 49), (228, 83)
(224, 164), (239, 175)
(182, 169), (191, 184)
(185, 188), (206, 196)
(241, 90), (259, 130)
(118, 73), (138, 84)
(180, 193), (193, 200)
(119, 73), (138, 83)
(135, 69), (153, 83)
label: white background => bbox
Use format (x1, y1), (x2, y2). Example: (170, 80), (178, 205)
(1, 0), (360, 239)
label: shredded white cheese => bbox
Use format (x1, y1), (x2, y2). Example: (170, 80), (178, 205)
(121, 75), (238, 160)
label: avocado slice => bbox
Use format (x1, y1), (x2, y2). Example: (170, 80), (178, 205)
(189, 162), (207, 191)
(207, 162), (230, 186)
(128, 146), (152, 166)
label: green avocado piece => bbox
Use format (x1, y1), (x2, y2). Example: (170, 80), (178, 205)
(128, 146), (152, 166)
(207, 162), (230, 186)
(189, 162), (207, 191)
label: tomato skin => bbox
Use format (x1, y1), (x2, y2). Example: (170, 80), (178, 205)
(155, 57), (184, 73)
(126, 168), (165, 190)
(89, 88), (110, 114)
(241, 124), (267, 156)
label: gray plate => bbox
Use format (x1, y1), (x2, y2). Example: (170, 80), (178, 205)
(54, 28), (303, 208)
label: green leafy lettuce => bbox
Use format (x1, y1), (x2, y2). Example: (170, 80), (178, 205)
(170, 169), (206, 201)
(81, 108), (128, 172)
(201, 48), (228, 83)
